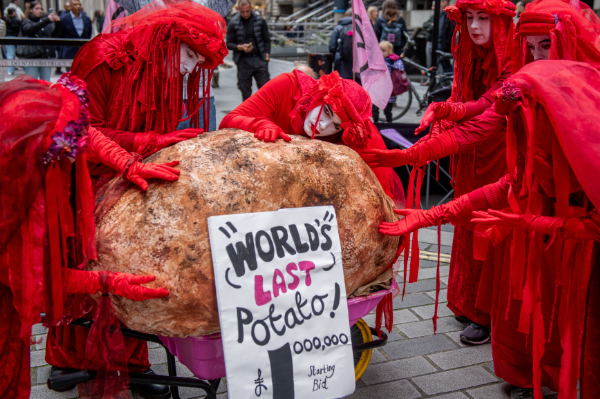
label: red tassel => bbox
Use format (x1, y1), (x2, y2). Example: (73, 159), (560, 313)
(432, 223), (442, 334)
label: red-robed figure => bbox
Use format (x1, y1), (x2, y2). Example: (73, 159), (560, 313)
(219, 69), (406, 207)
(0, 74), (177, 398)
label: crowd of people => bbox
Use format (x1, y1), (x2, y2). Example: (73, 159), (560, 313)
(1, 0), (600, 399)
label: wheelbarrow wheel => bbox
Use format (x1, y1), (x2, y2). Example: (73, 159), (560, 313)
(351, 318), (373, 381)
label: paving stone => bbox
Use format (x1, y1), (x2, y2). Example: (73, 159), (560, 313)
(467, 382), (511, 398)
(387, 327), (404, 342)
(382, 334), (458, 360)
(400, 265), (449, 280)
(440, 224), (455, 233)
(431, 393), (470, 399)
(32, 323), (48, 335)
(410, 303), (454, 320)
(356, 378), (366, 388)
(370, 348), (389, 364)
(416, 228), (454, 246)
(29, 384), (79, 399)
(428, 345), (493, 370)
(441, 276), (449, 285)
(175, 360), (196, 378)
(35, 334), (47, 351)
(425, 288), (448, 303)
(393, 293), (435, 309)
(419, 259), (450, 268)
(37, 365), (51, 384)
(360, 356), (437, 385)
(412, 366), (498, 396)
(427, 244), (454, 254)
(345, 379), (421, 399)
(394, 308), (420, 324)
(483, 361), (495, 374)
(445, 330), (469, 347)
(148, 347), (167, 365)
(397, 317), (464, 338)
(362, 312), (376, 326)
(147, 341), (161, 349)
(399, 278), (439, 294)
(30, 350), (47, 367)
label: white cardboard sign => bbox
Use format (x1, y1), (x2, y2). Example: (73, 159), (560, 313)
(208, 206), (355, 399)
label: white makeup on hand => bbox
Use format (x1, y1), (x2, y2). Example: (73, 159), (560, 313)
(526, 35), (551, 61)
(179, 42), (206, 75)
(303, 103), (343, 137)
(465, 8), (492, 46)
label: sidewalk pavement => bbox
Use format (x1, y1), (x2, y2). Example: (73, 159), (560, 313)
(28, 224), (559, 399)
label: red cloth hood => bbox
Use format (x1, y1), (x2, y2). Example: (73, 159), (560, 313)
(445, 0), (515, 102)
(511, 0), (600, 72)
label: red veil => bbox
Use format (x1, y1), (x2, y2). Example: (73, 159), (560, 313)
(71, 0), (228, 133)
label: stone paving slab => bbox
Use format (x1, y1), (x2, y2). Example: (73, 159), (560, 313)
(428, 345), (494, 370)
(412, 366), (498, 396)
(397, 316), (464, 338)
(360, 356), (437, 385)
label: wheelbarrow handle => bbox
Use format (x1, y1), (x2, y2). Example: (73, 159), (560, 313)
(47, 370), (96, 391)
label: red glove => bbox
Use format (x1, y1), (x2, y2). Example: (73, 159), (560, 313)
(379, 195), (473, 236)
(415, 102), (467, 134)
(63, 269), (169, 301)
(126, 161), (180, 191)
(133, 129), (203, 157)
(254, 126), (292, 143)
(360, 131), (458, 168)
(471, 210), (598, 240)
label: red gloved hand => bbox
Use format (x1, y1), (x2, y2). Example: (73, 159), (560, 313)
(254, 127), (292, 143)
(63, 269), (169, 301)
(127, 160), (180, 191)
(156, 129), (203, 150)
(359, 148), (418, 168)
(415, 102), (467, 134)
(379, 195), (474, 236)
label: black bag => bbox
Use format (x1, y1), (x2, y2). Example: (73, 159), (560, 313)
(16, 42), (43, 58)
(391, 68), (410, 96)
(339, 24), (354, 64)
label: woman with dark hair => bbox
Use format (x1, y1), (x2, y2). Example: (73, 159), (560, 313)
(374, 0), (408, 55)
(21, 1), (61, 81)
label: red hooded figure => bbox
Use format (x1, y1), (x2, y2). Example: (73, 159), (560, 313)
(361, 0), (516, 339)
(0, 75), (174, 398)
(69, 0), (228, 174)
(219, 69), (406, 207)
(471, 60), (600, 399)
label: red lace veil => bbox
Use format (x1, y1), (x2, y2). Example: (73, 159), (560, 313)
(445, 0), (516, 102)
(511, 0), (600, 73)
(71, 0), (228, 133)
(0, 75), (95, 336)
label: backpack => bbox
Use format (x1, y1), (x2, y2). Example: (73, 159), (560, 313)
(380, 22), (402, 47)
(391, 68), (410, 96)
(339, 23), (354, 63)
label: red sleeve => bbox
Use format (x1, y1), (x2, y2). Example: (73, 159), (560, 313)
(458, 67), (511, 122)
(86, 127), (131, 173)
(451, 103), (507, 152)
(86, 62), (139, 152)
(219, 73), (298, 135)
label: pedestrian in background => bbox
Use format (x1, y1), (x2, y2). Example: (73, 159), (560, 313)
(3, 8), (20, 76)
(328, 8), (353, 79)
(4, 0), (24, 21)
(93, 9), (105, 35)
(437, 0), (454, 73)
(374, 0), (408, 55)
(21, 1), (62, 81)
(226, 0), (271, 101)
(423, 2), (435, 69)
(59, 0), (91, 69)
(55, 1), (71, 75)
(367, 5), (378, 27)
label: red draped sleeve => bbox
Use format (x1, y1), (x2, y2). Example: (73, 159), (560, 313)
(451, 103), (508, 152)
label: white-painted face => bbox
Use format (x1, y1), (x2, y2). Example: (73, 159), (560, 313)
(179, 42), (206, 75)
(303, 103), (343, 137)
(465, 8), (492, 46)
(527, 35), (551, 61)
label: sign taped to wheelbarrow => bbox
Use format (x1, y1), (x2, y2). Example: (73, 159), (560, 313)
(208, 206), (355, 399)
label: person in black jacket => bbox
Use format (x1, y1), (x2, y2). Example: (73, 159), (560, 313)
(59, 0), (91, 62)
(437, 0), (454, 73)
(4, 8), (20, 75)
(226, 0), (271, 101)
(374, 0), (408, 55)
(21, 1), (62, 81)
(328, 9), (353, 79)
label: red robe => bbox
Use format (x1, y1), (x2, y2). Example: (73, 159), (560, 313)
(219, 71), (405, 205)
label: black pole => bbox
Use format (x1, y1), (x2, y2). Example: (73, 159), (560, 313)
(431, 0), (441, 73)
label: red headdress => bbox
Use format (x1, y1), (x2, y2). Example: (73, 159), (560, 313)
(445, 0), (516, 102)
(511, 0), (600, 73)
(491, 60), (600, 399)
(0, 74), (96, 334)
(71, 0), (228, 133)
(290, 71), (375, 150)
